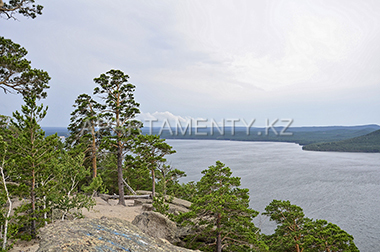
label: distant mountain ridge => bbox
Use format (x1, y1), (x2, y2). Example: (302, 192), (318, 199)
(302, 129), (380, 153)
(44, 125), (380, 152)
(141, 124), (380, 146)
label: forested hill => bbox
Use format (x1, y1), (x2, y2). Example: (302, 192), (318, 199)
(302, 129), (380, 152)
(45, 124), (380, 146)
(142, 124), (380, 145)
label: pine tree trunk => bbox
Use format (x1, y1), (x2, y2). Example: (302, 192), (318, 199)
(31, 169), (36, 239)
(296, 244), (300, 252)
(216, 213), (222, 252)
(92, 150), (97, 178)
(91, 126), (97, 178)
(117, 142), (125, 206)
(151, 169), (155, 197)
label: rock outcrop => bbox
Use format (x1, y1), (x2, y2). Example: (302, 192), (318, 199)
(132, 211), (178, 244)
(37, 217), (195, 252)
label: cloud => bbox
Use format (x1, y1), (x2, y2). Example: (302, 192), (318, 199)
(2, 0), (380, 126)
(138, 111), (194, 126)
(149, 0), (380, 101)
(136, 111), (235, 128)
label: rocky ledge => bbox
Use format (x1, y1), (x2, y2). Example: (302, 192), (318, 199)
(37, 217), (195, 252)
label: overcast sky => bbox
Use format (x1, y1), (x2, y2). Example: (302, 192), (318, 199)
(1, 0), (380, 127)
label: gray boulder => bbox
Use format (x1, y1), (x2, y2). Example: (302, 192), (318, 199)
(132, 211), (178, 244)
(168, 197), (192, 209)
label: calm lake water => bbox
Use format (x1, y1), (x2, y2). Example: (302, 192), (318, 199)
(165, 140), (380, 252)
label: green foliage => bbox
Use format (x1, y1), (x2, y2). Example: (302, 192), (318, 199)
(152, 195), (170, 216)
(4, 94), (96, 241)
(0, 37), (50, 99)
(0, 115), (11, 140)
(263, 200), (359, 252)
(93, 69), (142, 152)
(157, 165), (186, 197)
(93, 69), (141, 205)
(51, 153), (95, 220)
(133, 134), (175, 197)
(173, 181), (197, 202)
(263, 200), (308, 251)
(97, 152), (119, 194)
(0, 0), (43, 19)
(178, 161), (267, 252)
(303, 220), (359, 252)
(10, 94), (58, 238)
(67, 93), (103, 177)
(124, 155), (152, 192)
(82, 176), (108, 196)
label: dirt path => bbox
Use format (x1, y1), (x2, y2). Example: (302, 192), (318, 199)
(82, 197), (144, 222)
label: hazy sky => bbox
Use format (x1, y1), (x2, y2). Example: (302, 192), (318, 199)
(1, 0), (380, 127)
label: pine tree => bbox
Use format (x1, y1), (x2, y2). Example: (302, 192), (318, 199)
(133, 134), (175, 197)
(0, 36), (50, 98)
(10, 94), (58, 239)
(67, 93), (103, 178)
(179, 161), (267, 252)
(263, 200), (307, 252)
(303, 219), (359, 252)
(263, 200), (359, 252)
(0, 0), (43, 19)
(93, 69), (141, 205)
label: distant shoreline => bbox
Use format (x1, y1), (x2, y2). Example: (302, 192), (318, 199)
(43, 124), (380, 153)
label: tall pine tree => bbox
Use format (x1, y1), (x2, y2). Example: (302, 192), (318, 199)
(93, 69), (141, 205)
(11, 94), (58, 239)
(67, 93), (103, 178)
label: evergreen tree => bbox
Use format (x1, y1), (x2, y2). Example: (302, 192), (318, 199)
(7, 93), (96, 240)
(93, 69), (141, 205)
(263, 200), (307, 252)
(263, 200), (359, 252)
(303, 219), (359, 252)
(10, 94), (58, 239)
(133, 134), (175, 197)
(0, 36), (50, 98)
(179, 161), (267, 252)
(67, 93), (103, 178)
(0, 0), (43, 19)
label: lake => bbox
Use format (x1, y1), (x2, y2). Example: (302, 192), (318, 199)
(165, 139), (380, 252)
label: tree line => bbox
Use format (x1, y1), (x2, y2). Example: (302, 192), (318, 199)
(302, 129), (380, 153)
